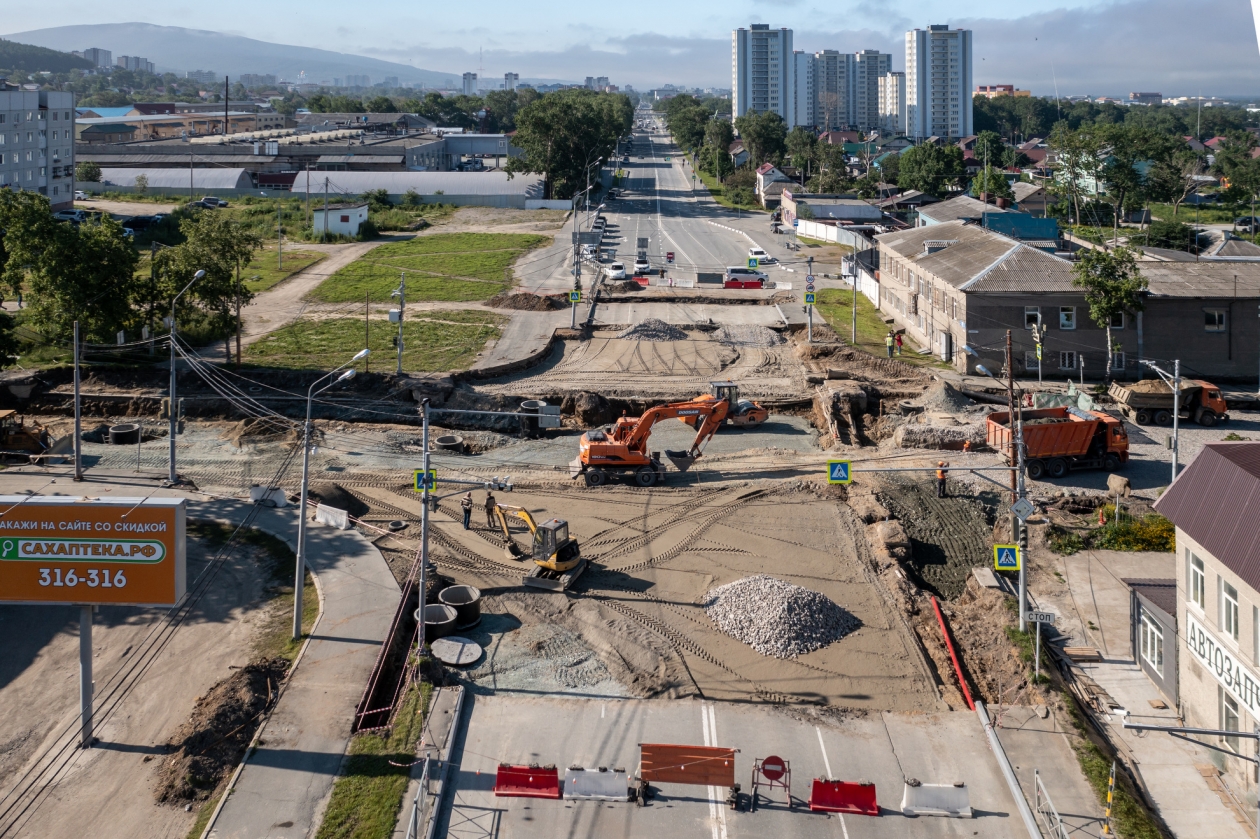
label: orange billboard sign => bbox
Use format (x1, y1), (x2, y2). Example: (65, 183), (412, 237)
(0, 497), (186, 607)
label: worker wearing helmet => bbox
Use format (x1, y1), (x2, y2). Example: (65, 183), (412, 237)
(936, 461), (948, 497)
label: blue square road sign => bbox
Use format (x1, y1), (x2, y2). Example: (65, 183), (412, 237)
(748, 258), (759, 269)
(569, 290), (581, 303)
(413, 469), (437, 492)
(993, 544), (1021, 571)
(804, 292), (816, 305)
(827, 460), (852, 484)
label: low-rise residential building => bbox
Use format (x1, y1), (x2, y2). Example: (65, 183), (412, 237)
(780, 189), (883, 226)
(975, 84), (1030, 98)
(1126, 578), (1178, 706)
(1154, 442), (1260, 807)
(0, 86), (76, 210)
(312, 202), (369, 237)
(78, 123), (138, 144)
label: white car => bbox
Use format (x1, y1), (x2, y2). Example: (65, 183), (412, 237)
(748, 246), (776, 264)
(74, 190), (88, 201)
(606, 262), (626, 279)
(633, 258), (651, 275)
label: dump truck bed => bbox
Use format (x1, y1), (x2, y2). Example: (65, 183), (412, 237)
(987, 407), (1101, 460)
(1108, 381), (1201, 410)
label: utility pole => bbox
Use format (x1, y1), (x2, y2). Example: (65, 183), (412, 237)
(223, 76), (229, 137)
(73, 321), (82, 482)
(1172, 358), (1180, 481)
(323, 177), (329, 240)
(393, 273), (406, 376)
(277, 201), (283, 270)
(849, 248), (857, 344)
(189, 150), (194, 202)
(419, 399), (432, 652)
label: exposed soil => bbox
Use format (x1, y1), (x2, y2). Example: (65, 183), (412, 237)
(154, 658), (290, 803)
(947, 578), (1039, 707)
(486, 291), (565, 311)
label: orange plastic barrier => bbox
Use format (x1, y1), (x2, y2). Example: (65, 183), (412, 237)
(808, 779), (879, 816)
(494, 764), (561, 799)
(639, 744), (736, 787)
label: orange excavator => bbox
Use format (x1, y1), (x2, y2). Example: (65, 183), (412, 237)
(569, 395), (731, 487)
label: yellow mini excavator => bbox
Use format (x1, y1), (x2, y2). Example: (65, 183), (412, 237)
(494, 505), (586, 591)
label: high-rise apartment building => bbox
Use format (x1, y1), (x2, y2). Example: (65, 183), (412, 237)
(82, 48), (112, 69)
(504, 73), (519, 91)
(905, 25), (973, 139)
(116, 56), (155, 74)
(344, 74), (370, 87)
(186, 70), (218, 85)
(239, 74), (278, 88)
(792, 51), (815, 129)
(732, 25), (796, 127)
(0, 85), (76, 211)
(851, 50), (891, 132)
(788, 48), (891, 132)
(462, 72), (478, 96)
(878, 71), (906, 134)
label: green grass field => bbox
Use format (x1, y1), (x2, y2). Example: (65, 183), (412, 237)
(311, 233), (549, 303)
(814, 288), (952, 370)
(244, 312), (506, 372)
(245, 248), (325, 293)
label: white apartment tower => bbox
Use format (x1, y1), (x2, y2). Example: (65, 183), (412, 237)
(732, 25), (796, 127)
(878, 71), (906, 135)
(851, 50), (891, 132)
(905, 25), (973, 139)
(462, 72), (478, 96)
(0, 86), (76, 211)
(504, 73), (519, 91)
(788, 49), (891, 132)
(792, 51), (815, 129)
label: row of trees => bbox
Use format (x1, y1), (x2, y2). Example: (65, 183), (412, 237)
(295, 88), (542, 133)
(0, 192), (262, 362)
(505, 89), (634, 200)
(976, 95), (1257, 145)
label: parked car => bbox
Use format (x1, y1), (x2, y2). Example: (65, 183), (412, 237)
(748, 246), (776, 264)
(201, 197), (229, 208)
(723, 266), (768, 288)
(633, 258), (651, 275)
(53, 209), (87, 222)
(122, 215), (158, 232)
(74, 190), (88, 201)
(606, 262), (626, 279)
(1236, 216), (1260, 232)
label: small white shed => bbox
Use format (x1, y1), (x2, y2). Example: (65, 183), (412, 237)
(312, 202), (369, 237)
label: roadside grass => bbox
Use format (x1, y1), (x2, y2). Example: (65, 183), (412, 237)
(311, 233), (548, 303)
(245, 247), (326, 293)
(185, 789), (224, 839)
(813, 288), (953, 370)
(693, 168), (767, 214)
(244, 314), (504, 372)
(314, 682), (432, 839)
(797, 235), (854, 254)
(1148, 202), (1239, 224)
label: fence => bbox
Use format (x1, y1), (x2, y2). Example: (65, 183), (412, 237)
(1033, 769), (1072, 839)
(402, 757), (431, 839)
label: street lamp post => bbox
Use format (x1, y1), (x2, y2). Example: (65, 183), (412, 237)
(293, 348), (370, 640)
(1141, 359), (1181, 483)
(168, 269), (205, 484)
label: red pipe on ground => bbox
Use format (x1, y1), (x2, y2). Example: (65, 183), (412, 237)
(931, 595), (975, 711)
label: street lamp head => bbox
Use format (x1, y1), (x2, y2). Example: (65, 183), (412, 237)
(352, 348), (370, 361)
(336, 369), (356, 383)
(193, 269), (206, 280)
(963, 345), (979, 358)
(976, 364), (994, 378)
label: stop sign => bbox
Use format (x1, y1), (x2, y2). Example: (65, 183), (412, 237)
(760, 756), (786, 781)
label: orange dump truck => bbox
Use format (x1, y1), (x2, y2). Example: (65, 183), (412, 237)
(986, 406), (1129, 480)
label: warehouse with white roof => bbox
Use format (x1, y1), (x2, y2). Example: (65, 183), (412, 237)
(289, 171), (550, 209)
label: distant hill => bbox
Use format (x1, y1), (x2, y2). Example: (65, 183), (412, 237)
(0, 38), (93, 75)
(3, 23), (459, 87)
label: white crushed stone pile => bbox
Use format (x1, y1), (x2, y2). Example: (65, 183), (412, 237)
(704, 575), (858, 658)
(715, 324), (784, 347)
(617, 318), (688, 342)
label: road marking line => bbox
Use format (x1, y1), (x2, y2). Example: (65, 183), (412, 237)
(701, 703), (719, 839)
(709, 704), (727, 839)
(816, 726), (833, 778)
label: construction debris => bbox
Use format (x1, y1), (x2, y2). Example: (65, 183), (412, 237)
(616, 318), (689, 342)
(704, 575), (859, 659)
(916, 381), (979, 413)
(486, 291), (565, 311)
(714, 324), (783, 347)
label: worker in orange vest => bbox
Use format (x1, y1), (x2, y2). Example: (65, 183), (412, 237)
(936, 461), (948, 497)
(962, 440), (972, 454)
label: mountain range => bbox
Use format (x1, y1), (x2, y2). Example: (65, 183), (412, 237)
(5, 23), (473, 87)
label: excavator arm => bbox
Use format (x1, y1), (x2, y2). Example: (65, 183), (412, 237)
(658, 399), (730, 472)
(493, 505), (538, 560)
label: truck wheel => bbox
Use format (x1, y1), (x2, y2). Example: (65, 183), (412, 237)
(1104, 454), (1121, 471)
(1047, 458), (1069, 479)
(585, 469), (607, 487)
(1135, 410), (1151, 425)
(1198, 411), (1218, 427)
(1027, 460), (1046, 480)
(1154, 410), (1172, 426)
(634, 466), (657, 487)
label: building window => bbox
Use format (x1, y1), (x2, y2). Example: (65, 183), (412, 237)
(1060, 307), (1076, 330)
(1205, 309), (1227, 333)
(1190, 552), (1205, 609)
(1110, 311), (1125, 329)
(1112, 352), (1125, 371)
(1222, 687), (1241, 752)
(1025, 351), (1040, 371)
(1140, 612), (1164, 676)
(1025, 306), (1040, 328)
(1224, 580), (1240, 640)
(1059, 351), (1077, 370)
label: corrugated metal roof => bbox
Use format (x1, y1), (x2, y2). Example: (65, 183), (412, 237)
(1155, 443), (1260, 594)
(288, 171), (543, 197)
(1123, 578), (1177, 619)
(919, 195), (1016, 224)
(80, 154), (267, 165)
(98, 167), (253, 190)
(315, 155), (405, 164)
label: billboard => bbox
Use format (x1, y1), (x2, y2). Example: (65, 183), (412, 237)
(0, 497), (186, 607)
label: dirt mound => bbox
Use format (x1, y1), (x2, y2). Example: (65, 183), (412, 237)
(604, 280), (644, 293)
(486, 291), (565, 311)
(715, 324), (783, 347)
(876, 477), (994, 598)
(221, 417), (298, 448)
(307, 482), (370, 518)
(893, 423), (985, 450)
(916, 381), (975, 413)
(616, 318), (689, 342)
(704, 575), (859, 658)
(155, 658), (289, 803)
(948, 577), (1039, 706)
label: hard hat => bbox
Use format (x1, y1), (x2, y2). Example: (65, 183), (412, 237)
(938, 461), (945, 466)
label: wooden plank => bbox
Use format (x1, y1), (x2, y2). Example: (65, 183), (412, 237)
(639, 743), (736, 787)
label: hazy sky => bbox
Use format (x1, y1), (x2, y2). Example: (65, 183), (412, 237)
(10, 0), (1260, 94)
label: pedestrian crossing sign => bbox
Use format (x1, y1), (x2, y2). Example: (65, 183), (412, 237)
(748, 258), (759, 269)
(804, 292), (816, 305)
(993, 544), (1021, 571)
(569, 290), (581, 303)
(413, 469), (437, 492)
(827, 460), (852, 484)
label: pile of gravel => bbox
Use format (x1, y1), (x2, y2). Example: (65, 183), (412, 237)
(704, 575), (859, 658)
(617, 318), (688, 342)
(715, 324), (784, 347)
(917, 381), (975, 413)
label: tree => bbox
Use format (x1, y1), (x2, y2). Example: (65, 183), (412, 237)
(155, 211), (262, 362)
(732, 110), (787, 167)
(971, 165), (1014, 201)
(972, 130), (1008, 168)
(134, 174), (149, 194)
(1145, 147), (1203, 217)
(1139, 219), (1199, 252)
(897, 143), (966, 197)
(1049, 123), (1104, 224)
(1071, 246), (1147, 383)
(75, 161), (102, 182)
(703, 119), (735, 178)
(785, 127), (818, 176)
(365, 96), (397, 113)
(505, 89), (633, 199)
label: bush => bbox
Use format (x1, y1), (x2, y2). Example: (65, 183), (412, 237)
(1092, 508), (1175, 552)
(75, 161), (101, 182)
(361, 189), (392, 212)
(356, 219), (380, 241)
(1138, 219), (1198, 252)
(403, 188), (423, 207)
(726, 187), (755, 207)
(1048, 526), (1085, 555)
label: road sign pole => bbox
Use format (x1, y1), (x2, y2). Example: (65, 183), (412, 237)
(419, 399), (431, 654)
(79, 604), (93, 748)
(807, 303), (812, 344)
(571, 298), (576, 329)
(1035, 618), (1041, 677)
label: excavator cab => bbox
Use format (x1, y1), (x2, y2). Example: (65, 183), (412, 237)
(711, 382), (741, 405)
(532, 519), (581, 572)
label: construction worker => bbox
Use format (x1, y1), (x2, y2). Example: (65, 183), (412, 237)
(962, 440), (972, 455)
(460, 492), (474, 530)
(936, 461), (949, 498)
(484, 491), (497, 529)
(894, 333), (904, 355)
(885, 331), (895, 358)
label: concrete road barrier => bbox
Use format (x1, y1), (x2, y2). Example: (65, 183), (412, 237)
(563, 767), (630, 801)
(315, 503), (350, 530)
(808, 779), (879, 815)
(900, 781), (972, 818)
(494, 764), (561, 799)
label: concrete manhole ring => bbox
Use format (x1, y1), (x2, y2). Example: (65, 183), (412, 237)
(433, 434), (464, 452)
(430, 636), (482, 666)
(387, 520), (407, 532)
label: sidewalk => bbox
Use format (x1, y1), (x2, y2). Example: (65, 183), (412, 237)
(206, 503), (400, 839)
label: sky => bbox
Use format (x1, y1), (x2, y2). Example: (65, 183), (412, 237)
(9, 0), (1260, 95)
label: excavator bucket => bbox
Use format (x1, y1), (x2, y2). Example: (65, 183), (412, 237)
(664, 450), (696, 472)
(504, 542), (526, 561)
(568, 456), (585, 479)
